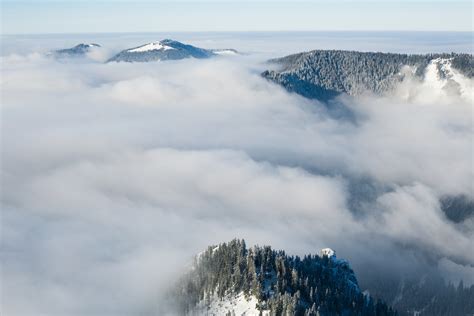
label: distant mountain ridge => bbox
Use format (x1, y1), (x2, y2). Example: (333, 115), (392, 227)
(51, 43), (101, 57)
(107, 39), (238, 62)
(169, 239), (396, 316)
(262, 50), (473, 101)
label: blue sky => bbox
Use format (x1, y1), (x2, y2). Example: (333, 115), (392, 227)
(1, 0), (473, 34)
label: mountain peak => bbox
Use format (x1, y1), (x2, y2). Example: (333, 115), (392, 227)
(74, 43), (101, 49)
(168, 239), (396, 316)
(160, 38), (179, 45)
(107, 39), (238, 63)
(51, 43), (101, 57)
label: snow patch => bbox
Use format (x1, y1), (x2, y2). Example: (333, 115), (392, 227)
(396, 57), (473, 103)
(192, 292), (269, 316)
(320, 248), (336, 258)
(128, 42), (175, 53)
(424, 58), (472, 102)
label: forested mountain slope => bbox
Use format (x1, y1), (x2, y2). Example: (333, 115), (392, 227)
(262, 50), (473, 101)
(170, 239), (396, 316)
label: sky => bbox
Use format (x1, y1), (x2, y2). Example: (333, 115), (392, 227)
(1, 0), (473, 34)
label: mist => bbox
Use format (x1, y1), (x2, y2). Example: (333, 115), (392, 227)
(1, 33), (473, 315)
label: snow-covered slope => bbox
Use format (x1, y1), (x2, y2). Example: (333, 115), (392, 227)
(262, 51), (473, 102)
(107, 39), (238, 63)
(424, 57), (472, 101)
(127, 42), (175, 52)
(191, 292), (268, 316)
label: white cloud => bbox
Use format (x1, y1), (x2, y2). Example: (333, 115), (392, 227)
(1, 39), (473, 314)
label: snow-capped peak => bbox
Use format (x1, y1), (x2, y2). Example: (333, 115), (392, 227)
(127, 42), (175, 53)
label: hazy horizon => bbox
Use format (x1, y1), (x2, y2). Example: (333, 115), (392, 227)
(2, 31), (473, 57)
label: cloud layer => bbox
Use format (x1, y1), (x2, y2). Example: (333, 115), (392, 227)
(1, 38), (473, 315)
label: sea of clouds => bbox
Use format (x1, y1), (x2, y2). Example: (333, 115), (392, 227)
(1, 32), (473, 315)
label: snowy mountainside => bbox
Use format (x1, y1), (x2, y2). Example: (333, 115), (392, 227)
(169, 239), (396, 316)
(262, 50), (473, 101)
(190, 292), (265, 316)
(107, 39), (238, 62)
